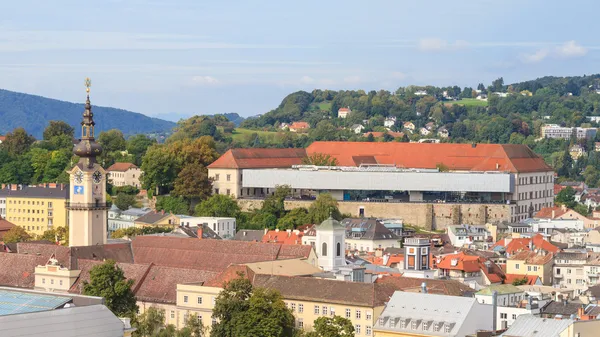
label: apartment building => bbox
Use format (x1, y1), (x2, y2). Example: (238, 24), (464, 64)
(553, 252), (600, 295)
(107, 204), (152, 234)
(178, 216), (236, 239)
(106, 162), (142, 188)
(506, 251), (554, 285)
(541, 124), (597, 140)
(0, 184), (69, 236)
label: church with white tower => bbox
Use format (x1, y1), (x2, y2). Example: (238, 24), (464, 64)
(315, 216), (346, 271)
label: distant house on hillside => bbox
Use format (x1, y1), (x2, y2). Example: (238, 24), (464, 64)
(0, 136), (4, 144)
(279, 122), (289, 130)
(570, 144), (584, 160)
(403, 122), (415, 132)
(419, 127), (431, 136)
(414, 90), (427, 96)
(438, 127), (449, 138)
(289, 121), (310, 132)
(351, 124), (365, 134)
(338, 107), (351, 118)
(384, 116), (397, 128)
(493, 92), (509, 98)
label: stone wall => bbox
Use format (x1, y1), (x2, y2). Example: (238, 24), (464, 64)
(236, 199), (511, 230)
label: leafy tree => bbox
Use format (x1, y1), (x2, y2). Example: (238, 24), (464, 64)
(111, 226), (172, 239)
(155, 196), (190, 215)
(366, 133), (375, 142)
(171, 165), (212, 201)
(194, 194), (241, 218)
(261, 185), (291, 219)
(133, 307), (172, 337)
(303, 316), (355, 337)
(113, 185), (140, 196)
(178, 314), (207, 337)
(82, 260), (138, 318)
(211, 275), (296, 337)
(308, 193), (342, 223)
(277, 208), (309, 230)
(2, 127), (35, 156)
(492, 77), (504, 92)
(301, 153), (338, 166)
(98, 129), (127, 153)
(574, 204), (590, 216)
(43, 121), (75, 140)
(555, 187), (576, 209)
(126, 134), (156, 166)
(511, 277), (528, 286)
(2, 225), (31, 243)
(114, 193), (138, 210)
(248, 211), (278, 230)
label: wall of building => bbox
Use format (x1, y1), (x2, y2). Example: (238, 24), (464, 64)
(6, 197), (68, 236)
(512, 171), (554, 223)
(346, 238), (401, 252)
(108, 168), (142, 188)
(237, 200), (510, 230)
(209, 168), (241, 198)
(507, 259), (552, 285)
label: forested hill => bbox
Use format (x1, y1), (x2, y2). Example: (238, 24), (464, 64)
(0, 89), (175, 138)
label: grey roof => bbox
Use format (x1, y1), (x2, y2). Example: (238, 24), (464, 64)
(0, 185), (69, 199)
(110, 204), (152, 216)
(342, 218), (399, 240)
(233, 229), (264, 242)
(175, 225), (222, 239)
(540, 300), (581, 316)
(0, 289), (72, 316)
(0, 304), (127, 337)
(500, 315), (572, 337)
(319, 216), (345, 231)
(375, 291), (489, 336)
(134, 211), (169, 224)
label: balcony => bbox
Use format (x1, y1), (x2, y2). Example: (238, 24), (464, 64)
(554, 274), (563, 279)
(65, 202), (110, 211)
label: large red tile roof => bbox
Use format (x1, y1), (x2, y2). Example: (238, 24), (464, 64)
(534, 206), (569, 219)
(204, 265), (255, 287)
(492, 235), (559, 255)
(0, 218), (15, 240)
(375, 275), (473, 296)
(0, 252), (47, 288)
(305, 142), (551, 173)
(208, 148), (307, 169)
(106, 162), (138, 172)
(509, 250), (554, 265)
(504, 274), (540, 285)
(436, 252), (482, 272)
(289, 122), (310, 130)
(262, 230), (304, 245)
(131, 236), (312, 272)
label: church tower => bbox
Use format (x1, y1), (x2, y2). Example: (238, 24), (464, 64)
(315, 216), (346, 271)
(67, 78), (109, 247)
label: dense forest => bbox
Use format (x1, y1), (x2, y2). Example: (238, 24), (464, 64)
(0, 89), (175, 138)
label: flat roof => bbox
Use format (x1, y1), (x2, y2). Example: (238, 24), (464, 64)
(0, 289), (72, 316)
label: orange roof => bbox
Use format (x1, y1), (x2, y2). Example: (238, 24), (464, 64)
(262, 230), (304, 245)
(305, 142), (552, 173)
(534, 206), (568, 219)
(106, 162), (138, 172)
(480, 259), (505, 283)
(554, 184), (565, 195)
(504, 274), (540, 285)
(208, 148), (307, 169)
(509, 250), (554, 265)
(0, 136), (5, 142)
(492, 235), (559, 255)
(338, 108), (350, 112)
(436, 252), (481, 272)
(289, 122), (310, 130)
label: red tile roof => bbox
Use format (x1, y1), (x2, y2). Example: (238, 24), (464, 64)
(492, 235), (559, 255)
(305, 142), (551, 173)
(504, 274), (540, 285)
(509, 250), (554, 265)
(261, 230), (304, 245)
(131, 236), (312, 272)
(480, 259), (506, 284)
(375, 275), (474, 296)
(106, 162), (138, 172)
(0, 218), (15, 240)
(534, 206), (569, 219)
(289, 122), (310, 130)
(204, 265), (255, 287)
(554, 184), (565, 195)
(436, 252), (482, 272)
(208, 148), (307, 169)
(0, 252), (47, 288)
(69, 259), (151, 295)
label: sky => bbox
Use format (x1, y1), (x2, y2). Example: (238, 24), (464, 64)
(0, 0), (598, 121)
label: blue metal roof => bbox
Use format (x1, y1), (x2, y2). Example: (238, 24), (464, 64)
(0, 289), (72, 316)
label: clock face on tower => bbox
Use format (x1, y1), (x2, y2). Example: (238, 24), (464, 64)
(74, 171), (84, 184)
(92, 170), (103, 184)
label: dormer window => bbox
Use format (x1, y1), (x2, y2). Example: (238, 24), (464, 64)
(411, 321), (417, 330)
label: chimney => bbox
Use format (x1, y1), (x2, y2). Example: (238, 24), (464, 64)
(161, 210), (164, 215)
(243, 231), (247, 237)
(275, 229), (280, 233)
(578, 305), (585, 319)
(197, 226), (203, 240)
(10, 185), (16, 191)
(421, 282), (427, 294)
(552, 210), (556, 218)
(382, 253), (390, 266)
(492, 291), (498, 334)
(375, 249), (383, 257)
(264, 228), (269, 235)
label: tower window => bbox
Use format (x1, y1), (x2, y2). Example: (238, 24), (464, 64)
(336, 242), (341, 257)
(322, 242), (328, 257)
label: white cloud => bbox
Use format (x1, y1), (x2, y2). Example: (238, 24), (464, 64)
(417, 38), (469, 52)
(190, 76), (219, 85)
(555, 40), (587, 58)
(521, 49), (549, 63)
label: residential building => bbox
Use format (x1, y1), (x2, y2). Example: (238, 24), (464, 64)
(541, 124), (597, 140)
(0, 184), (69, 236)
(475, 284), (543, 330)
(438, 127), (449, 138)
(209, 142), (554, 226)
(338, 107), (351, 118)
(403, 122), (415, 132)
(289, 121), (310, 132)
(342, 218), (401, 252)
(506, 250), (554, 285)
(570, 144), (585, 160)
(384, 116), (397, 128)
(550, 229), (587, 248)
(401, 238), (436, 279)
(375, 275), (474, 297)
(414, 90), (428, 96)
(419, 127), (431, 136)
(486, 222), (531, 242)
(553, 252), (600, 295)
(374, 291), (493, 337)
(352, 124), (365, 134)
(106, 162), (143, 188)
(500, 315), (575, 337)
(491, 233), (560, 257)
(436, 252), (496, 290)
(539, 300), (581, 318)
(446, 224), (491, 249)
(535, 206), (598, 229)
(108, 205), (152, 234)
(178, 216), (236, 239)
(134, 210), (180, 228)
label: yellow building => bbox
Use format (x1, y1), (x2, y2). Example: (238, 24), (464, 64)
(1, 184), (69, 236)
(506, 250), (554, 285)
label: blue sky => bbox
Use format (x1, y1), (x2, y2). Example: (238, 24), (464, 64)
(0, 0), (598, 121)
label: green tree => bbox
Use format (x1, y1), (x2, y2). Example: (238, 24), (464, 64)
(133, 307), (172, 337)
(126, 134), (156, 166)
(155, 196), (190, 215)
(2, 225), (31, 243)
(211, 275), (295, 337)
(43, 121), (75, 140)
(171, 165), (212, 201)
(194, 194), (241, 218)
(114, 193), (138, 210)
(511, 277), (528, 286)
(82, 260), (138, 318)
(574, 204), (590, 216)
(113, 185), (140, 196)
(261, 185), (291, 219)
(98, 129), (127, 153)
(277, 208), (309, 230)
(555, 187), (576, 209)
(2, 127), (35, 156)
(303, 316), (355, 337)
(301, 153), (338, 166)
(308, 193), (342, 223)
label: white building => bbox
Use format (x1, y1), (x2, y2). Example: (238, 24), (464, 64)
(438, 127), (449, 138)
(529, 218), (584, 235)
(107, 204), (152, 234)
(447, 224), (492, 249)
(338, 107), (351, 118)
(351, 124), (365, 134)
(541, 124), (597, 140)
(178, 216), (236, 239)
(374, 291), (493, 336)
(419, 127), (431, 136)
(414, 90), (428, 96)
(316, 216), (346, 271)
(553, 252), (600, 295)
(475, 284), (543, 330)
(342, 218), (400, 252)
(384, 117), (397, 128)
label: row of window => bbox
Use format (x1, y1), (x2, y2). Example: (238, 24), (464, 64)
(518, 175), (551, 185)
(20, 225), (50, 231)
(8, 209), (53, 215)
(41, 278), (63, 286)
(516, 202), (552, 215)
(7, 200), (53, 207)
(517, 189), (552, 201)
(213, 174), (231, 182)
(385, 319), (451, 333)
(182, 295), (216, 306)
(499, 313), (517, 319)
(180, 311), (217, 326)
(9, 218), (52, 225)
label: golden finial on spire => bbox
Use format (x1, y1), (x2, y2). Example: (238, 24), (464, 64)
(85, 77), (92, 93)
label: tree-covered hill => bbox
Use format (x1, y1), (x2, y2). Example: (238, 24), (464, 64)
(0, 89), (175, 138)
